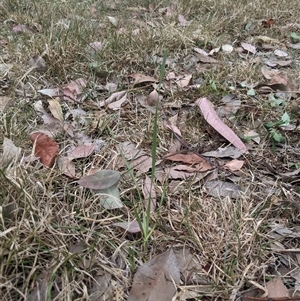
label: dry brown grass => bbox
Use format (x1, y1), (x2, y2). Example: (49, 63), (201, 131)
(1, 0), (300, 300)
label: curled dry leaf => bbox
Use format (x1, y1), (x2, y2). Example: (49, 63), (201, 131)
(128, 249), (180, 301)
(29, 132), (59, 168)
(196, 97), (247, 152)
(98, 90), (127, 107)
(107, 92), (128, 110)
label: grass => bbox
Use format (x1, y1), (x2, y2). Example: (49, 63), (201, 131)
(1, 0), (300, 300)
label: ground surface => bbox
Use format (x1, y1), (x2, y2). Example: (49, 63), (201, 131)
(1, 0), (300, 300)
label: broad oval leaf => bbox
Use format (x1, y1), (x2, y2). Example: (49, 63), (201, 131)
(30, 132), (59, 168)
(78, 170), (120, 190)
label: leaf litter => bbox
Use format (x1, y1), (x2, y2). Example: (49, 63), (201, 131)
(127, 248), (180, 301)
(3, 2), (300, 301)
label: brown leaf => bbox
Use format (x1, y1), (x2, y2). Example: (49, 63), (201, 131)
(146, 89), (159, 106)
(48, 98), (64, 122)
(128, 249), (180, 301)
(165, 152), (210, 166)
(196, 53), (218, 64)
(204, 180), (242, 199)
(63, 78), (87, 101)
(165, 114), (182, 137)
(266, 276), (289, 298)
(196, 97), (247, 152)
(176, 74), (192, 87)
(118, 141), (146, 161)
(224, 159), (244, 171)
(113, 220), (141, 233)
(98, 90), (127, 107)
(130, 73), (158, 85)
(262, 18), (275, 28)
(131, 155), (153, 176)
(68, 144), (96, 160)
(107, 92), (128, 110)
(30, 132), (59, 168)
(57, 157), (76, 178)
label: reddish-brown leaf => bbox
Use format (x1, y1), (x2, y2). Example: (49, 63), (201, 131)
(164, 152), (212, 170)
(30, 132), (59, 168)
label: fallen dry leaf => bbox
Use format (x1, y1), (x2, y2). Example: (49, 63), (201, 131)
(57, 156), (76, 178)
(196, 53), (218, 64)
(193, 47), (209, 56)
(241, 42), (256, 54)
(128, 249), (180, 301)
(0, 96), (11, 111)
(98, 90), (127, 107)
(196, 97), (247, 152)
(63, 78), (87, 101)
(0, 137), (21, 168)
(118, 141), (146, 161)
(142, 175), (156, 212)
(28, 55), (47, 72)
(113, 220), (141, 233)
(68, 144), (96, 160)
(202, 146), (243, 159)
(204, 180), (242, 199)
(165, 114), (182, 137)
(13, 24), (35, 34)
(107, 92), (128, 110)
(178, 14), (190, 26)
(165, 152), (210, 166)
(48, 98), (64, 122)
(274, 49), (288, 57)
(130, 73), (158, 85)
(30, 132), (59, 168)
(146, 89), (159, 106)
(266, 276), (289, 298)
(224, 159), (244, 171)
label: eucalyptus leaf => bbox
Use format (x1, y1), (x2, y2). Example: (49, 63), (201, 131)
(96, 185), (123, 209)
(290, 32), (300, 41)
(78, 170), (120, 190)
